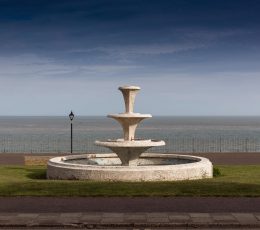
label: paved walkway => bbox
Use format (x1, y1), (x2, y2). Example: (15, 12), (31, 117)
(0, 212), (260, 229)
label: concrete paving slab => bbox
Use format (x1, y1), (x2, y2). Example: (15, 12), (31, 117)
(146, 213), (169, 218)
(147, 217), (169, 223)
(212, 213), (237, 223)
(17, 213), (39, 218)
(37, 214), (60, 220)
(0, 215), (16, 221)
(101, 217), (125, 223)
(190, 213), (211, 218)
(124, 213), (147, 222)
(60, 212), (82, 218)
(80, 213), (102, 222)
(232, 213), (260, 224)
(255, 213), (260, 221)
(169, 214), (191, 223)
(191, 217), (213, 223)
(103, 213), (124, 218)
(212, 213), (236, 220)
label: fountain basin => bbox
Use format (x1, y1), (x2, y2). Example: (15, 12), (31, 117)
(47, 153), (213, 181)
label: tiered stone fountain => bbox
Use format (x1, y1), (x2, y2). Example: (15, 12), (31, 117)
(47, 86), (213, 181)
(95, 86), (165, 166)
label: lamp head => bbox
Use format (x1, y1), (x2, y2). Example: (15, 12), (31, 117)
(69, 111), (74, 121)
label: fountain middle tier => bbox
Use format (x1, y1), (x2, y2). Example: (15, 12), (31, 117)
(108, 113), (152, 141)
(95, 139), (165, 166)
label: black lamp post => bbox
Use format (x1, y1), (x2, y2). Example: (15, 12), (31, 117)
(69, 111), (74, 154)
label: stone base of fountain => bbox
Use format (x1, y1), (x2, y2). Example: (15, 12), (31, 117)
(47, 153), (213, 181)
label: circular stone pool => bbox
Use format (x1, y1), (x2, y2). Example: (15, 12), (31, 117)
(47, 153), (213, 181)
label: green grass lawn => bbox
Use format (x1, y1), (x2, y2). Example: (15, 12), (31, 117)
(0, 165), (260, 197)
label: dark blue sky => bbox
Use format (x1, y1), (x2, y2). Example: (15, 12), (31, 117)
(0, 0), (260, 115)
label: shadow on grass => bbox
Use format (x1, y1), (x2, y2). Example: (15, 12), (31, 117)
(25, 168), (47, 180)
(213, 167), (222, 177)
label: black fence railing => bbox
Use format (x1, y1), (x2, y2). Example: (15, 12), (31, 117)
(0, 135), (260, 153)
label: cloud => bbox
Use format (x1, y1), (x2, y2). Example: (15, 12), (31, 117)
(0, 54), (141, 81)
(63, 28), (251, 66)
(0, 55), (69, 78)
(70, 41), (206, 55)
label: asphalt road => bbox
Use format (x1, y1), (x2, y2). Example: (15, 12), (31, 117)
(0, 197), (260, 213)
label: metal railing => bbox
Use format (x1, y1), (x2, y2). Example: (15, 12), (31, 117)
(0, 135), (260, 153)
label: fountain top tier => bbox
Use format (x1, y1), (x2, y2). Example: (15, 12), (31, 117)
(95, 85), (165, 165)
(118, 85), (142, 114)
(108, 85), (152, 140)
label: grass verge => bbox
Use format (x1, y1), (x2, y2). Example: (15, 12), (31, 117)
(0, 165), (260, 196)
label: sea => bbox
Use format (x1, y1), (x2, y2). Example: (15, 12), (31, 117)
(1, 116), (260, 153)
